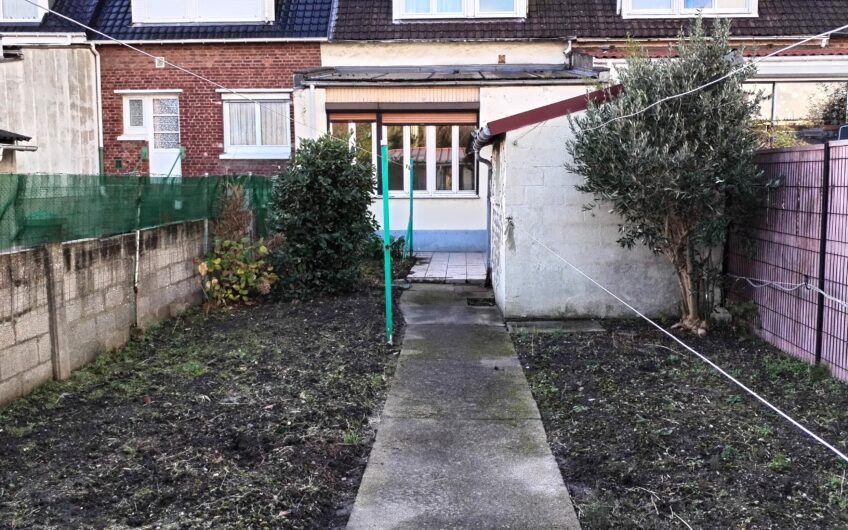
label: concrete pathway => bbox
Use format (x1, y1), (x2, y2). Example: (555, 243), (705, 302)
(408, 252), (487, 285)
(347, 284), (580, 530)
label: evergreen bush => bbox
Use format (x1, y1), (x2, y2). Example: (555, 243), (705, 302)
(269, 135), (377, 296)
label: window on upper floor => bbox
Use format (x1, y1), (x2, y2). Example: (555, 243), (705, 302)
(0, 0), (46, 22)
(131, 0), (275, 25)
(393, 0), (527, 20)
(621, 0), (757, 18)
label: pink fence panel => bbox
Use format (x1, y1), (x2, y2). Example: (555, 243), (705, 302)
(823, 141), (848, 380)
(727, 145), (825, 366)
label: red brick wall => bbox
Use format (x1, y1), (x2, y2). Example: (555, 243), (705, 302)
(100, 43), (321, 177)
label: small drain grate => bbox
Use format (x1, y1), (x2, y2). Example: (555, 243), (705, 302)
(467, 297), (496, 307)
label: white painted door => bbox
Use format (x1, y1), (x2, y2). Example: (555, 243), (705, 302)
(148, 97), (182, 176)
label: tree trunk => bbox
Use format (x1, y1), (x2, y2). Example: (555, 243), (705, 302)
(664, 224), (706, 335)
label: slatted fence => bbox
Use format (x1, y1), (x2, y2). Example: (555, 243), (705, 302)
(727, 140), (848, 380)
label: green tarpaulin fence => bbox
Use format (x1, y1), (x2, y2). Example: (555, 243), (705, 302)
(0, 174), (273, 251)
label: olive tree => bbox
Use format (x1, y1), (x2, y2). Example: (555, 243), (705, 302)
(567, 20), (766, 333)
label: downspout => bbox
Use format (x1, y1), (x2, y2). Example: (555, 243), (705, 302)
(89, 43), (104, 175)
(477, 152), (493, 275)
(309, 83), (317, 139)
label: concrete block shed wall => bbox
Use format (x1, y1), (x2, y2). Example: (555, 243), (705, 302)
(99, 43), (322, 177)
(0, 221), (204, 405)
(481, 85), (679, 319)
(0, 47), (99, 175)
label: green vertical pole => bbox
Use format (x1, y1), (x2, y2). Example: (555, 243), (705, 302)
(407, 164), (414, 257)
(381, 142), (393, 344)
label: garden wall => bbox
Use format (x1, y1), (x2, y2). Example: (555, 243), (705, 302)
(0, 222), (204, 405)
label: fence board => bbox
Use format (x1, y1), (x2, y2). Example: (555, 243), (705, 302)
(728, 141), (848, 380)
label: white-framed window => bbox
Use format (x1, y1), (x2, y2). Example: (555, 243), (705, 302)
(393, 0), (527, 20)
(117, 89), (183, 142)
(0, 0), (46, 22)
(621, 0), (757, 18)
(220, 91), (292, 160)
(131, 0), (275, 24)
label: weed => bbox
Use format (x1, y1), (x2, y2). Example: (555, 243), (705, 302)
(3, 423), (35, 437)
(342, 429), (362, 446)
(175, 360), (207, 378)
(752, 424), (773, 439)
(721, 445), (738, 461)
(368, 373), (385, 388)
(572, 404), (590, 414)
(764, 356), (808, 380)
(769, 453), (789, 472)
(725, 394), (743, 406)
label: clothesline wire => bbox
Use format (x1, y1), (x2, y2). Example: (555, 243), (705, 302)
(514, 220), (848, 465)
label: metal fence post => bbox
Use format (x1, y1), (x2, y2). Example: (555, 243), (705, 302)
(815, 141), (832, 365)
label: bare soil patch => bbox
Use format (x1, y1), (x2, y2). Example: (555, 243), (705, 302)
(513, 322), (848, 529)
(0, 288), (402, 529)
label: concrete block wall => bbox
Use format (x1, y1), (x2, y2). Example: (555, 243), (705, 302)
(0, 221), (205, 405)
(480, 85), (679, 319)
(0, 249), (54, 404)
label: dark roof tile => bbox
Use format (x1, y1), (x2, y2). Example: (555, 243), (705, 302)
(332, 0), (848, 41)
(89, 0), (332, 40)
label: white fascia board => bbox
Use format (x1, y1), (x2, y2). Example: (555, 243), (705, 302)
(754, 56), (848, 80)
(0, 33), (87, 45)
(596, 55), (848, 81)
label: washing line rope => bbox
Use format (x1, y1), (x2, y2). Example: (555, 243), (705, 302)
(511, 220), (848, 465)
(727, 273), (848, 310)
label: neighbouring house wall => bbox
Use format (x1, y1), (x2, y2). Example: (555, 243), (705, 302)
(482, 85), (679, 319)
(321, 41), (570, 67)
(0, 47), (99, 175)
(0, 221), (204, 405)
(99, 43), (322, 177)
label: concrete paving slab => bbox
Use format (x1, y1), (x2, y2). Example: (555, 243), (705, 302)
(401, 324), (517, 361)
(382, 359), (539, 420)
(346, 418), (579, 530)
(401, 286), (503, 327)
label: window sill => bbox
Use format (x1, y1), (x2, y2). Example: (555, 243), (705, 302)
(374, 193), (479, 200)
(220, 151), (291, 160)
(117, 134), (147, 142)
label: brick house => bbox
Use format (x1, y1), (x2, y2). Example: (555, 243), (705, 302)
(90, 0), (330, 177)
(295, 0), (848, 319)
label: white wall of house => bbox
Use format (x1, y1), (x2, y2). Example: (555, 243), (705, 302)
(322, 41), (570, 68)
(0, 47), (99, 175)
(481, 84), (680, 319)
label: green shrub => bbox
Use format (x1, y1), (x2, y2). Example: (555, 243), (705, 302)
(269, 135), (377, 296)
(198, 238), (278, 309)
(366, 233), (406, 261)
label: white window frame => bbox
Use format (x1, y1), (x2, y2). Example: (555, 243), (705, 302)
(381, 124), (477, 198)
(0, 0), (47, 22)
(621, 0), (758, 19)
(220, 90), (292, 160)
(116, 89), (183, 142)
(393, 0), (527, 20)
(131, 0), (275, 24)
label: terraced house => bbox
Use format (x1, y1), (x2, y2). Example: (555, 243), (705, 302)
(88, 0), (331, 177)
(289, 0), (848, 319)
